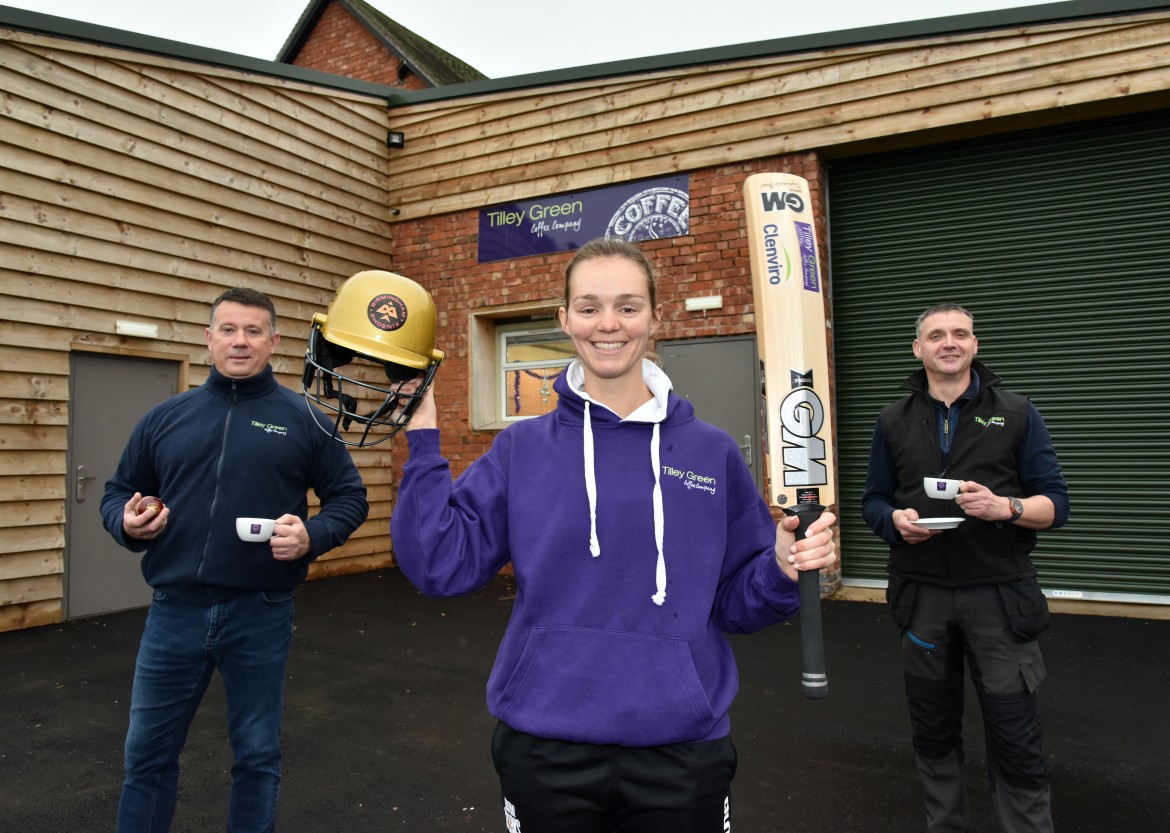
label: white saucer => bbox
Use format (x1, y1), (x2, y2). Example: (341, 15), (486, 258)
(915, 517), (965, 530)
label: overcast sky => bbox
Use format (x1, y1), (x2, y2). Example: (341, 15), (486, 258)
(10, 0), (1052, 78)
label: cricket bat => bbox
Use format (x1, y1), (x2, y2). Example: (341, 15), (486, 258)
(744, 172), (834, 699)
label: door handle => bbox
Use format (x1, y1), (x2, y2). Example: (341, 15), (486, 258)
(76, 465), (97, 502)
(739, 435), (753, 468)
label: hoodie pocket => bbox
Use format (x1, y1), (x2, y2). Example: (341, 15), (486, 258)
(495, 626), (717, 746)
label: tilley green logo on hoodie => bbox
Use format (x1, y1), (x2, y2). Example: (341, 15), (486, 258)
(661, 465), (717, 495)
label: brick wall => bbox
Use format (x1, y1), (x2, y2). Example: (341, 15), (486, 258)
(384, 152), (827, 484)
(291, 0), (427, 90)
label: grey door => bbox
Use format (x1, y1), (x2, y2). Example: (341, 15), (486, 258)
(66, 353), (179, 618)
(659, 335), (763, 496)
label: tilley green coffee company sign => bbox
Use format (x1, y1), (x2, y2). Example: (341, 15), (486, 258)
(477, 175), (690, 263)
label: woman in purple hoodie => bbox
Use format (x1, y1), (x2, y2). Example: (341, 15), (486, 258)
(391, 237), (837, 832)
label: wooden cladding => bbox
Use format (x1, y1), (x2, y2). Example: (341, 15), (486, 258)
(383, 11), (1170, 220)
(0, 28), (399, 629)
(3, 7), (1169, 630)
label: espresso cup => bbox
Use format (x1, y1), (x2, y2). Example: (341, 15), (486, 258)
(923, 477), (961, 500)
(236, 517), (276, 542)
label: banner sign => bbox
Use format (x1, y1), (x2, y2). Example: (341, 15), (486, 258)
(477, 175), (690, 263)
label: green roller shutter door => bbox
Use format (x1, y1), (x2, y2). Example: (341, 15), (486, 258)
(827, 109), (1170, 602)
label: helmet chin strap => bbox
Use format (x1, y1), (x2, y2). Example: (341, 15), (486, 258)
(311, 336), (362, 430)
(339, 384), (411, 432)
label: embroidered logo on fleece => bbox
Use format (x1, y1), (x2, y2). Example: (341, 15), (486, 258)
(662, 465), (718, 495)
(974, 415), (1006, 428)
(251, 420), (288, 437)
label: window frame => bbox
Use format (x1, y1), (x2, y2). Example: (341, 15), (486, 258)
(496, 322), (573, 423)
(468, 302), (567, 430)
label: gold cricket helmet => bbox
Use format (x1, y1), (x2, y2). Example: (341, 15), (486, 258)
(302, 270), (443, 446)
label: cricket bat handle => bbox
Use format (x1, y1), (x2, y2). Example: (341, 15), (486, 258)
(783, 503), (828, 700)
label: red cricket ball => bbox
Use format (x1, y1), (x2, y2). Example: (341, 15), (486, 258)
(138, 499), (165, 516)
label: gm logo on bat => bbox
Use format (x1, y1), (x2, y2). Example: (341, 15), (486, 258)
(779, 369), (828, 488)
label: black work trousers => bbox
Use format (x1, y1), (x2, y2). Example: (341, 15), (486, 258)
(899, 581), (1053, 833)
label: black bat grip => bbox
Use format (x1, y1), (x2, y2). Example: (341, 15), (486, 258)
(783, 503), (828, 700)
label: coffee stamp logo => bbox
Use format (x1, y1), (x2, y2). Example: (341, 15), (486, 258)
(607, 186), (690, 240)
(368, 294), (407, 332)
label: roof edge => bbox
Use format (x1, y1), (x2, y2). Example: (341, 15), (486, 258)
(385, 0), (1170, 105)
(3, 1), (1167, 107)
(275, 0), (327, 64)
(0, 4), (398, 100)
(338, 0), (486, 86)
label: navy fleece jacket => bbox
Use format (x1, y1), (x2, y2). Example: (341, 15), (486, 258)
(102, 366), (368, 598)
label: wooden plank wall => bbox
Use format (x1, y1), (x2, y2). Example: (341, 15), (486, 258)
(384, 10), (1170, 221)
(0, 29), (398, 631)
(3, 9), (1168, 632)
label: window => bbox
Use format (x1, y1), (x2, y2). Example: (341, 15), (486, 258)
(498, 324), (574, 421)
(468, 304), (573, 430)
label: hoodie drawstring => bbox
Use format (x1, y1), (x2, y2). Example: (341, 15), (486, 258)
(584, 402), (601, 558)
(582, 401), (667, 605)
(649, 423), (666, 606)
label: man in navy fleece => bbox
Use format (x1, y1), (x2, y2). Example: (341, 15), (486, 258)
(102, 287), (368, 833)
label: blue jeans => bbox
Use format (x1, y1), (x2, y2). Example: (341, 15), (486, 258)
(117, 588), (296, 833)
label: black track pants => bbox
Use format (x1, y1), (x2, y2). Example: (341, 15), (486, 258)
(491, 721), (737, 833)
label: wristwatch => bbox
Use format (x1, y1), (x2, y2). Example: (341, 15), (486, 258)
(1007, 497), (1025, 522)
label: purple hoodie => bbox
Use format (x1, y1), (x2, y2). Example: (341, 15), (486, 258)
(391, 360), (799, 746)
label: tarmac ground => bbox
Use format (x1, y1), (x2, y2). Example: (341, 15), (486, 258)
(1, 567), (1167, 832)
